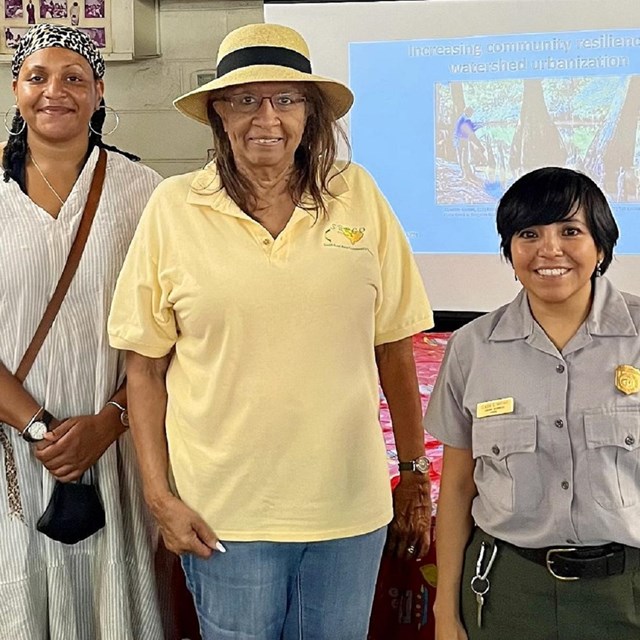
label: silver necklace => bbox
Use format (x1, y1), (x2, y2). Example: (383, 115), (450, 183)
(29, 152), (65, 206)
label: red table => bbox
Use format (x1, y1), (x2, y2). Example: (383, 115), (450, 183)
(368, 333), (448, 640)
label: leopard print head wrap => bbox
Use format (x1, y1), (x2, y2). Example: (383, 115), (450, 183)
(11, 24), (105, 79)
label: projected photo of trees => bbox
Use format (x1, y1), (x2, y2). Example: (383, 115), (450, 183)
(435, 76), (640, 205)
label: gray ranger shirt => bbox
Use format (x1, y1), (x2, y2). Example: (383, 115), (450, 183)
(425, 276), (640, 548)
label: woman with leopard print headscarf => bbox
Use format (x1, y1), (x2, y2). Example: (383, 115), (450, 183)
(0, 24), (164, 640)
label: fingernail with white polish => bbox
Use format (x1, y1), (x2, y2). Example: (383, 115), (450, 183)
(215, 541), (227, 553)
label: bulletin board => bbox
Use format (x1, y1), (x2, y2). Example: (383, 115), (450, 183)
(1, 0), (111, 54)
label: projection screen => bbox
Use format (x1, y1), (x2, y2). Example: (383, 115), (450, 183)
(265, 0), (640, 312)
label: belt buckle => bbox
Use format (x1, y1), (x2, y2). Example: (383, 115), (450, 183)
(546, 547), (579, 581)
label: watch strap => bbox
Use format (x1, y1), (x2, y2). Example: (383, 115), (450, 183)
(40, 410), (54, 428)
(21, 409), (54, 442)
(23, 406), (44, 432)
(398, 455), (430, 474)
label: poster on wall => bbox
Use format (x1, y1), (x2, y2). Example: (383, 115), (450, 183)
(4, 0), (22, 19)
(84, 0), (103, 19)
(40, 1), (67, 19)
(78, 25), (104, 48)
(0, 0), (110, 54)
(40, 0), (67, 20)
(5, 25), (27, 47)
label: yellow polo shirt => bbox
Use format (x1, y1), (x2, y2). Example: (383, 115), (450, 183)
(108, 162), (433, 541)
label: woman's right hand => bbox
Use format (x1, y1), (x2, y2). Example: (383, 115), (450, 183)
(435, 617), (468, 640)
(149, 493), (224, 558)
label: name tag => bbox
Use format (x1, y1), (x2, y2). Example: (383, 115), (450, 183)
(476, 397), (514, 418)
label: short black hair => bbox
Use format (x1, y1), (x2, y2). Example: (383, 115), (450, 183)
(496, 167), (619, 274)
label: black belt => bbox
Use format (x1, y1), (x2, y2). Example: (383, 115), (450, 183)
(507, 541), (626, 580)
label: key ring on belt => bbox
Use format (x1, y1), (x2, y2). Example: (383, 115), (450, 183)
(471, 541), (498, 595)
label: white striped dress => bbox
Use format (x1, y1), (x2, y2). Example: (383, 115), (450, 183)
(0, 148), (165, 640)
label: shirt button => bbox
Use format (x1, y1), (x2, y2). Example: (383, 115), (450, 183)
(561, 480), (570, 490)
(566, 539), (576, 545)
(491, 445), (500, 455)
(556, 364), (565, 373)
(262, 238), (271, 245)
(625, 435), (636, 446)
(554, 419), (564, 429)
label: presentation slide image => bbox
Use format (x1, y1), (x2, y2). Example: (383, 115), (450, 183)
(350, 29), (640, 255)
(436, 76), (638, 204)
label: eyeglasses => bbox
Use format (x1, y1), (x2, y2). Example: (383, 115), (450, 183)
(216, 92), (307, 114)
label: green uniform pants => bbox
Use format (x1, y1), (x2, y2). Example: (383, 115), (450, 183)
(461, 528), (640, 640)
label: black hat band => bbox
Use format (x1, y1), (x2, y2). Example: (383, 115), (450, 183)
(217, 46), (312, 78)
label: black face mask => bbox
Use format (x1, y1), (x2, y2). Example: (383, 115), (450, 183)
(37, 478), (105, 545)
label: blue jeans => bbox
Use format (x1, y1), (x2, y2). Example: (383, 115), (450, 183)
(181, 527), (387, 640)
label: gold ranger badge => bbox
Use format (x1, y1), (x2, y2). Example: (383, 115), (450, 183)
(615, 365), (640, 395)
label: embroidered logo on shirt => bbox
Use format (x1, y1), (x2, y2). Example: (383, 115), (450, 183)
(340, 226), (364, 244)
(476, 397), (514, 418)
(323, 224), (370, 252)
(615, 365), (640, 395)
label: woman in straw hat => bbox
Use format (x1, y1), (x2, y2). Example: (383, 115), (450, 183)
(109, 23), (433, 639)
(0, 24), (164, 639)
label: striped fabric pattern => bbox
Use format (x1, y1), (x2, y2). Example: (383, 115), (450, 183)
(0, 148), (165, 640)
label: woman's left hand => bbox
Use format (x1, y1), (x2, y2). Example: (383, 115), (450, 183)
(34, 414), (120, 482)
(387, 474), (432, 560)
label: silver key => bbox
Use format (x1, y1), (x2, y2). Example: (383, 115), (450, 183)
(470, 542), (496, 630)
(472, 577), (489, 629)
(476, 592), (484, 628)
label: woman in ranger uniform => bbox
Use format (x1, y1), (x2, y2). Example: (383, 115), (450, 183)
(426, 166), (640, 640)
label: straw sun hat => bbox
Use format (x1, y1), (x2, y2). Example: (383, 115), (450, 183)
(173, 23), (354, 126)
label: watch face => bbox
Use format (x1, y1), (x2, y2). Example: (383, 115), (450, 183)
(27, 421), (48, 441)
(121, 410), (129, 427)
(415, 456), (430, 473)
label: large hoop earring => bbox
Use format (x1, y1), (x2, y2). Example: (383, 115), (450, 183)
(89, 105), (120, 137)
(3, 105), (26, 136)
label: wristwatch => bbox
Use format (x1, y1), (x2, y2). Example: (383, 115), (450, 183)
(398, 455), (430, 474)
(21, 409), (54, 443)
(106, 400), (129, 428)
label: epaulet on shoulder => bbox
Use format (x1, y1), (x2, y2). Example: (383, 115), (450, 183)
(452, 302), (509, 339)
(622, 290), (640, 310)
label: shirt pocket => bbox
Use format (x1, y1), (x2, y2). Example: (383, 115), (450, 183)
(584, 410), (640, 510)
(472, 415), (542, 513)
